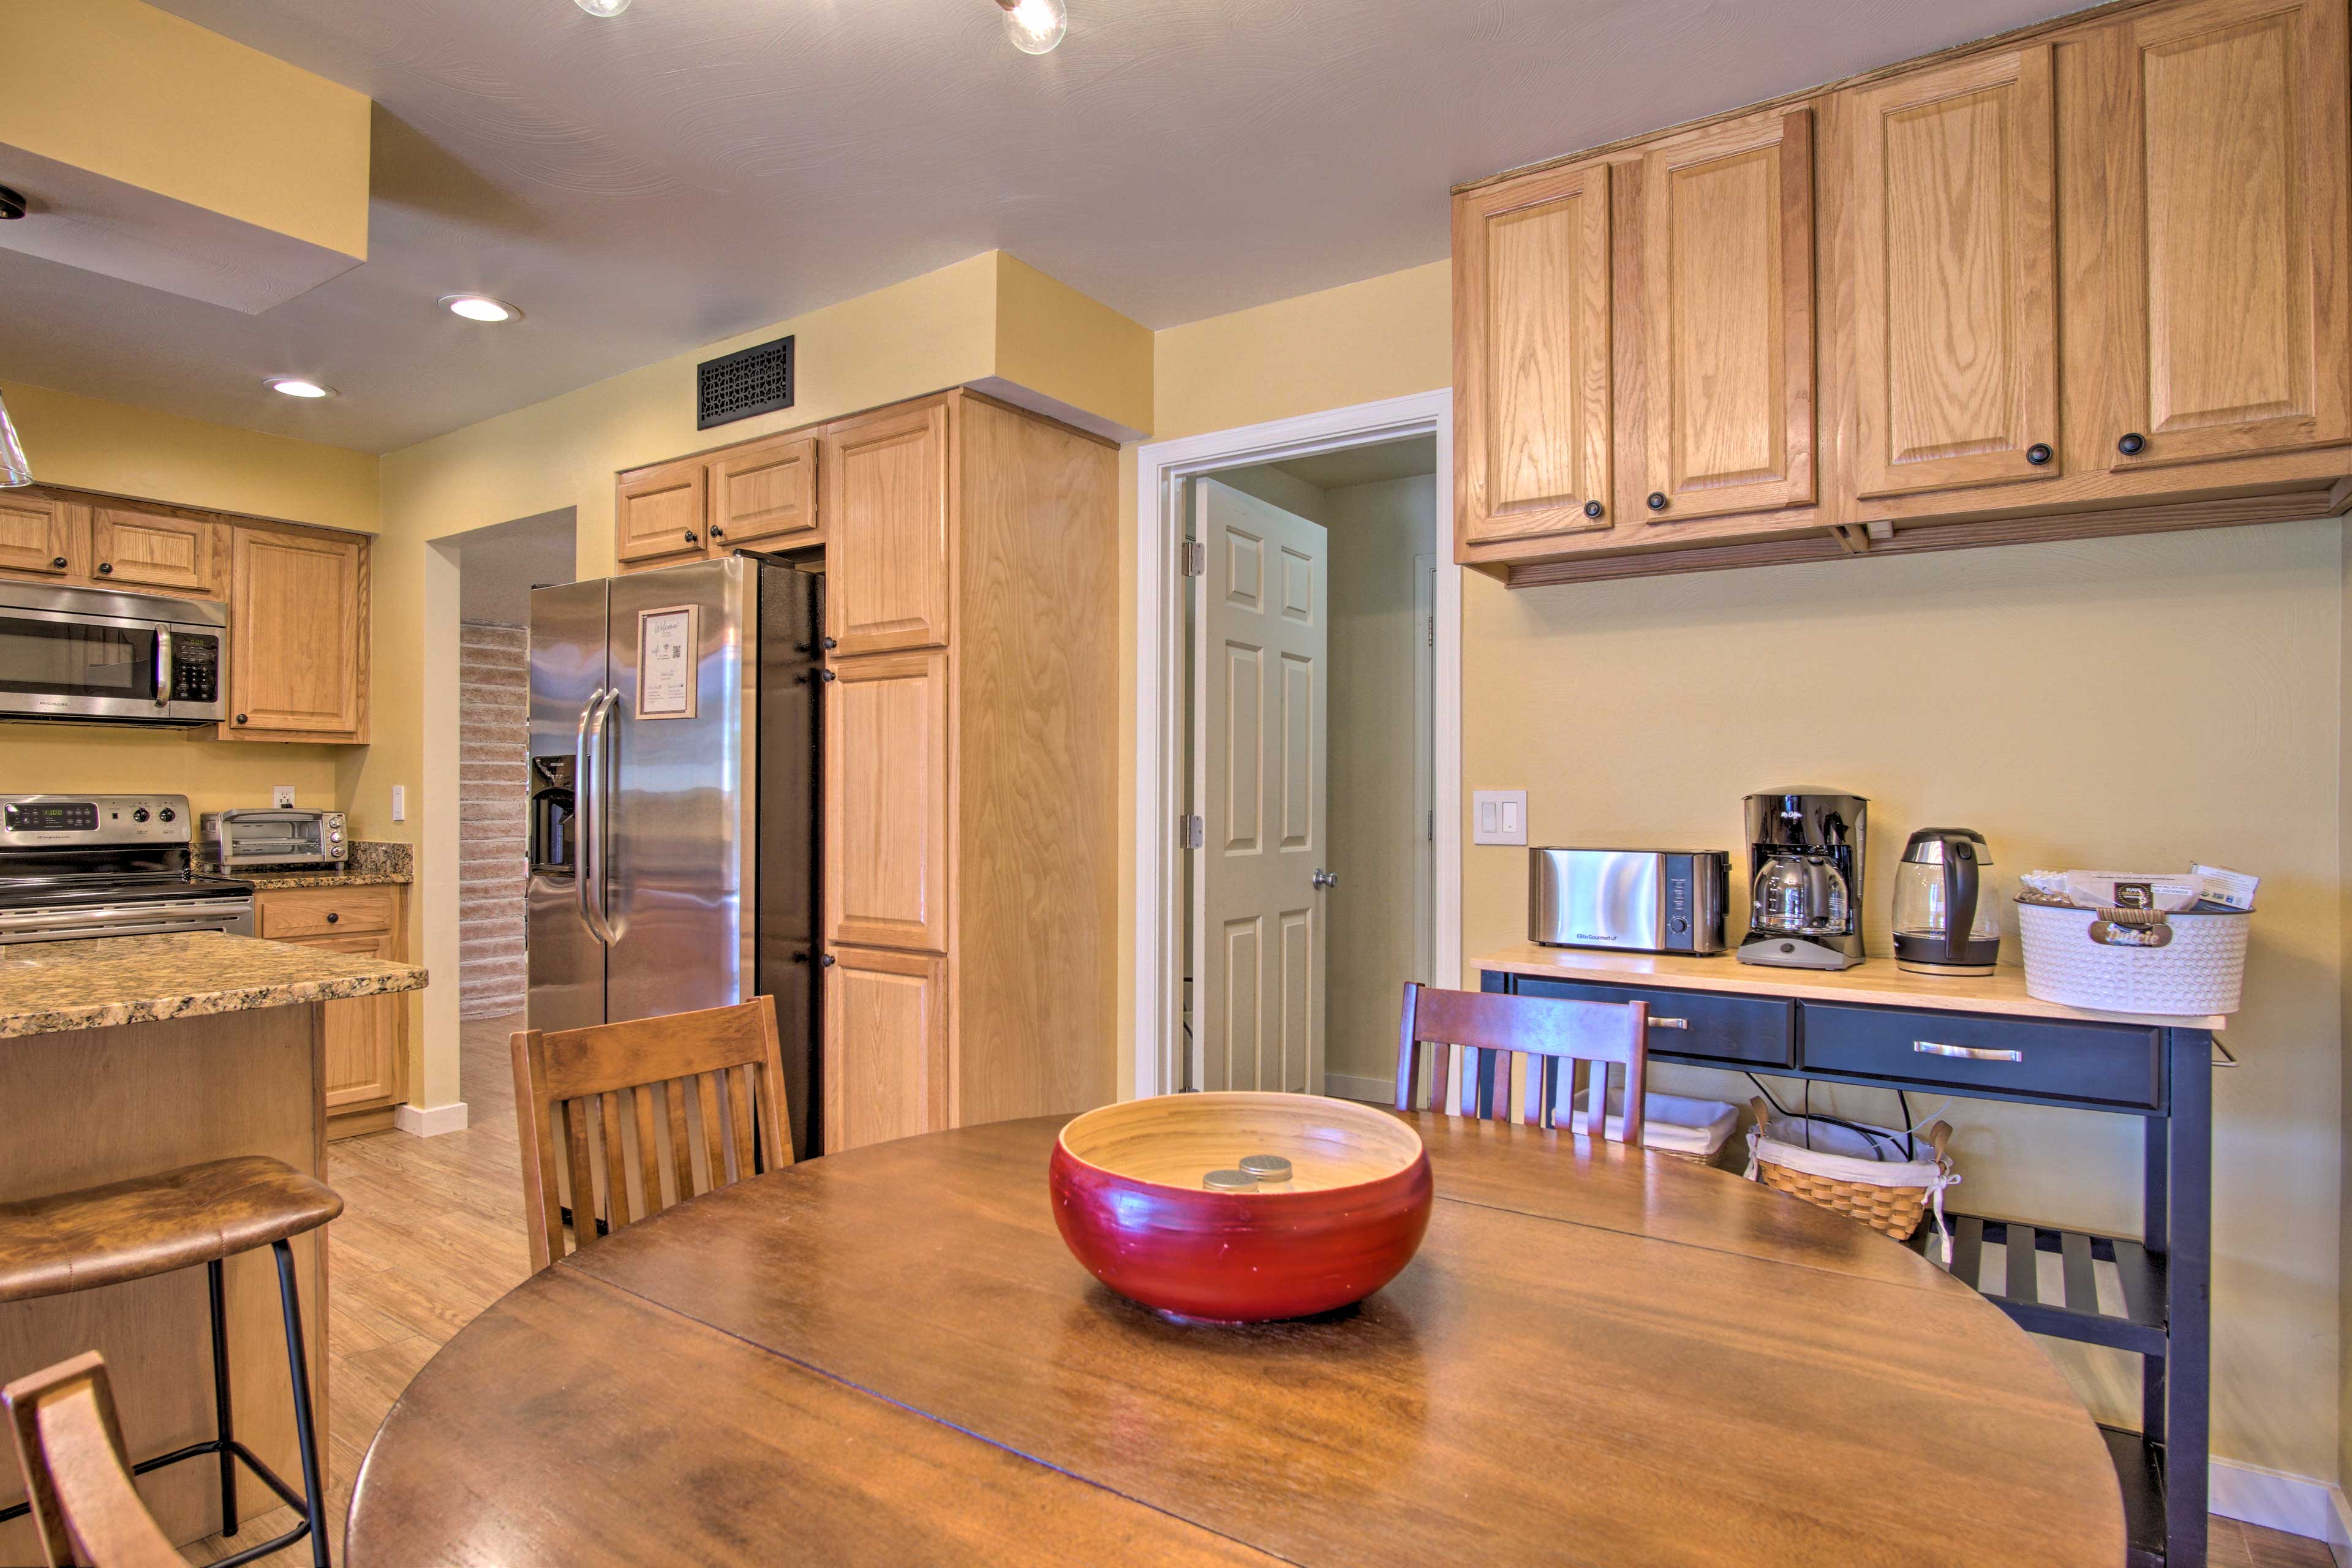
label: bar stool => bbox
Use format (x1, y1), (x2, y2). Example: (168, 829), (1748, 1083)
(0, 1155), (340, 1567)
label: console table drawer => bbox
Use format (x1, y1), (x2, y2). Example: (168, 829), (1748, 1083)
(1799, 1005), (2162, 1109)
(1507, 978), (1792, 1068)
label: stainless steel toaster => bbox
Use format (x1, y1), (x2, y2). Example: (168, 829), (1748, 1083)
(1529, 848), (1730, 955)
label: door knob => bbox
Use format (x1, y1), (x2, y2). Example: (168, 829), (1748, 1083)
(1313, 869), (1338, 890)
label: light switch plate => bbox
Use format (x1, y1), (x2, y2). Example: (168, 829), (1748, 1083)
(1472, 790), (1528, 846)
(391, 785), (406, 823)
(272, 785), (296, 809)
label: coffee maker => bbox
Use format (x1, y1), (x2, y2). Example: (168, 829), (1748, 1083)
(1737, 790), (1868, 970)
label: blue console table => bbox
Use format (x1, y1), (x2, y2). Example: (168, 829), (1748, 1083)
(1476, 943), (2219, 1568)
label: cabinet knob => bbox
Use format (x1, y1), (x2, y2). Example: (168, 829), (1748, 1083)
(821, 636), (838, 650)
(2117, 432), (2146, 456)
(49, 556), (66, 569)
(819, 668), (837, 682)
(325, 911), (339, 924)
(235, 714), (249, 725)
(710, 525), (727, 540)
(1583, 500), (1604, 520)
(97, 561), (113, 575)
(820, 952), (837, 968)
(2026, 443), (2052, 466)
(1646, 492), (1668, 512)
(683, 530), (698, 545)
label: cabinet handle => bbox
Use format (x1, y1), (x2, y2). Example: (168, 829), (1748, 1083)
(820, 952), (837, 968)
(2117, 432), (2146, 456)
(97, 562), (113, 575)
(2025, 443), (2052, 466)
(683, 530), (698, 545)
(49, 556), (66, 569)
(710, 526), (727, 540)
(1583, 500), (1604, 520)
(819, 668), (837, 682)
(1646, 492), (1668, 512)
(1913, 1040), (2021, 1062)
(325, 911), (339, 924)
(235, 714), (249, 725)
(821, 636), (838, 651)
(1648, 1017), (1689, 1030)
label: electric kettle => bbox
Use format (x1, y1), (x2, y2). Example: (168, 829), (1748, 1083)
(1892, 827), (2001, 976)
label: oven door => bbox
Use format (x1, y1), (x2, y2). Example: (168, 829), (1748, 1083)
(0, 601), (200, 725)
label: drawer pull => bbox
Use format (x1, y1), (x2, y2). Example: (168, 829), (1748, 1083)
(1913, 1040), (2020, 1062)
(1648, 1017), (1689, 1030)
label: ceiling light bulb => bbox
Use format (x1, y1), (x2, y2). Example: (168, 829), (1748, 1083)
(441, 294), (519, 323)
(0, 390), (32, 488)
(575, 0), (630, 14)
(266, 377), (335, 399)
(997, 0), (1066, 54)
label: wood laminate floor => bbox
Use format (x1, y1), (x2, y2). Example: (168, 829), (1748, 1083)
(181, 1013), (2332, 1568)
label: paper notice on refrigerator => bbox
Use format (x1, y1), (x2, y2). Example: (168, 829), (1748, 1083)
(636, 605), (698, 719)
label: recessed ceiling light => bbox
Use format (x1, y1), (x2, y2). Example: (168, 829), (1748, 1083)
(996, 0), (1067, 53)
(265, 377), (336, 399)
(440, 294), (521, 323)
(575, 0), (630, 14)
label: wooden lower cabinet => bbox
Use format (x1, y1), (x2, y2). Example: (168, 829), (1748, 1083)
(257, 886), (409, 1136)
(823, 946), (949, 1151)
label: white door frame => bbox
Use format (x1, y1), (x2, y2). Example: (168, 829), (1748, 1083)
(1133, 390), (1460, 1101)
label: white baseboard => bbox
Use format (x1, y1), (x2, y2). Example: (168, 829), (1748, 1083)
(393, 1100), (470, 1137)
(1322, 1072), (1392, 1104)
(2209, 1455), (2352, 1549)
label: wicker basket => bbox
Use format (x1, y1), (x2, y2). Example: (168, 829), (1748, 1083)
(2014, 897), (2248, 1016)
(1745, 1098), (1955, 1241)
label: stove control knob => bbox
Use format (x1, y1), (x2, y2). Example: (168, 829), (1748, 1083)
(157, 807), (176, 823)
(132, 808), (149, 823)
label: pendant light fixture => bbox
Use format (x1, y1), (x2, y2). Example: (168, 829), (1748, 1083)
(995, 0), (1067, 53)
(0, 388), (31, 489)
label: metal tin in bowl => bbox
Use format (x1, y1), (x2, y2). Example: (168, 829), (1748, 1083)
(1202, 1168), (1259, 1192)
(1238, 1154), (1293, 1183)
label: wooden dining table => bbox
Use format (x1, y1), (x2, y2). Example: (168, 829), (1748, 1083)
(345, 1112), (2125, 1567)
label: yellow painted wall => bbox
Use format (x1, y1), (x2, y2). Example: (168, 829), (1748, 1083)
(0, 0), (370, 259)
(0, 380), (376, 820)
(1134, 258), (2345, 1490)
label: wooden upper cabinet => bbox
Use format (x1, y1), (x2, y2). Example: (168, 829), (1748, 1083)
(91, 507), (223, 596)
(2106, 0), (2350, 467)
(1453, 162), (1613, 549)
(227, 524), (368, 742)
(1640, 107), (1817, 521)
(616, 458), (707, 565)
(709, 434), (819, 548)
(1849, 48), (2060, 497)
(0, 494), (78, 579)
(825, 649), (951, 954)
(823, 400), (951, 655)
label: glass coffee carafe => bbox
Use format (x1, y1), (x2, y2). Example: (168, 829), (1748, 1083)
(1891, 827), (2001, 976)
(1751, 851), (1852, 936)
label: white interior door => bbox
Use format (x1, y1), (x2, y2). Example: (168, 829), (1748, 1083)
(1193, 480), (1329, 1093)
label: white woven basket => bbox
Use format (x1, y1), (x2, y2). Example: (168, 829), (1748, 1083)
(2014, 899), (2248, 1016)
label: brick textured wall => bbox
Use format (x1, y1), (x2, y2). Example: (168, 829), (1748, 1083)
(459, 622), (529, 1019)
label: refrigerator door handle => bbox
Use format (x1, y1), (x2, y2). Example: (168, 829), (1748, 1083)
(576, 688), (620, 946)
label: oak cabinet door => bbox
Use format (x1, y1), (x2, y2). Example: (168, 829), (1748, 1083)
(823, 401), (951, 654)
(1849, 48), (2060, 496)
(0, 494), (77, 579)
(91, 507), (224, 596)
(227, 525), (367, 742)
(824, 649), (951, 954)
(709, 434), (819, 548)
(306, 931), (404, 1109)
(1453, 160), (1613, 548)
(2107, 0), (2350, 466)
(822, 944), (949, 1153)
(615, 457), (708, 567)
(1641, 107), (1817, 521)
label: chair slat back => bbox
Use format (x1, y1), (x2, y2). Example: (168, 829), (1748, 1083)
(1393, 982), (1649, 1143)
(512, 997), (794, 1273)
(4, 1352), (183, 1568)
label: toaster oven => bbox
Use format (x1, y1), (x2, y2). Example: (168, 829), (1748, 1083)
(200, 808), (347, 869)
(1529, 848), (1730, 955)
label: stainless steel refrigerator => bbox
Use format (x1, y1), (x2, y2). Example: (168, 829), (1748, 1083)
(526, 555), (824, 1158)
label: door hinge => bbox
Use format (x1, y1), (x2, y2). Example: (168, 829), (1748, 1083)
(1180, 540), (1206, 578)
(1178, 813), (1204, 849)
(1428, 810), (1434, 843)
(1427, 615), (1434, 649)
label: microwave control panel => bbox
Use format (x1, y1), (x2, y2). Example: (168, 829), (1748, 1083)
(172, 633), (220, 703)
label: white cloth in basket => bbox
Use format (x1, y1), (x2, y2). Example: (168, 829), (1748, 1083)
(1744, 1114), (1962, 1254)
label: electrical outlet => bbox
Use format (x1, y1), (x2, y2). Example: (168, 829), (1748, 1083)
(272, 785), (296, 809)
(1472, 790), (1528, 846)
(391, 785), (406, 823)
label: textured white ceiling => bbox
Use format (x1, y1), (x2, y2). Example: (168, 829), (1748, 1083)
(0, 0), (2067, 453)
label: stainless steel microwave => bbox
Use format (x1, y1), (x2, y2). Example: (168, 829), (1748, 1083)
(1529, 848), (1730, 956)
(0, 581), (227, 727)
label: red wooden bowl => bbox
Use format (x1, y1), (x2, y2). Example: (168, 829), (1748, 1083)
(1049, 1092), (1434, 1323)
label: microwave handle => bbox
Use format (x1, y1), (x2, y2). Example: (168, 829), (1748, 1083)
(153, 626), (172, 706)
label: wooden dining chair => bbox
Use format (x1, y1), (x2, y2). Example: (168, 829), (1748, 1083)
(4, 1352), (184, 1568)
(511, 997), (794, 1272)
(1393, 982), (1650, 1143)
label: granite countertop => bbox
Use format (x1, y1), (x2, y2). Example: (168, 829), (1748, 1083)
(209, 840), (413, 892)
(0, 932), (428, 1039)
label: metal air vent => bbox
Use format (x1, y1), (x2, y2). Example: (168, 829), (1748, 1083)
(697, 334), (794, 430)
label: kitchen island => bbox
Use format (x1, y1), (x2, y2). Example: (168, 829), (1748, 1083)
(0, 932), (425, 1556)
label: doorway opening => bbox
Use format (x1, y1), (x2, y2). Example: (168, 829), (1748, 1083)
(1134, 391), (1459, 1104)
